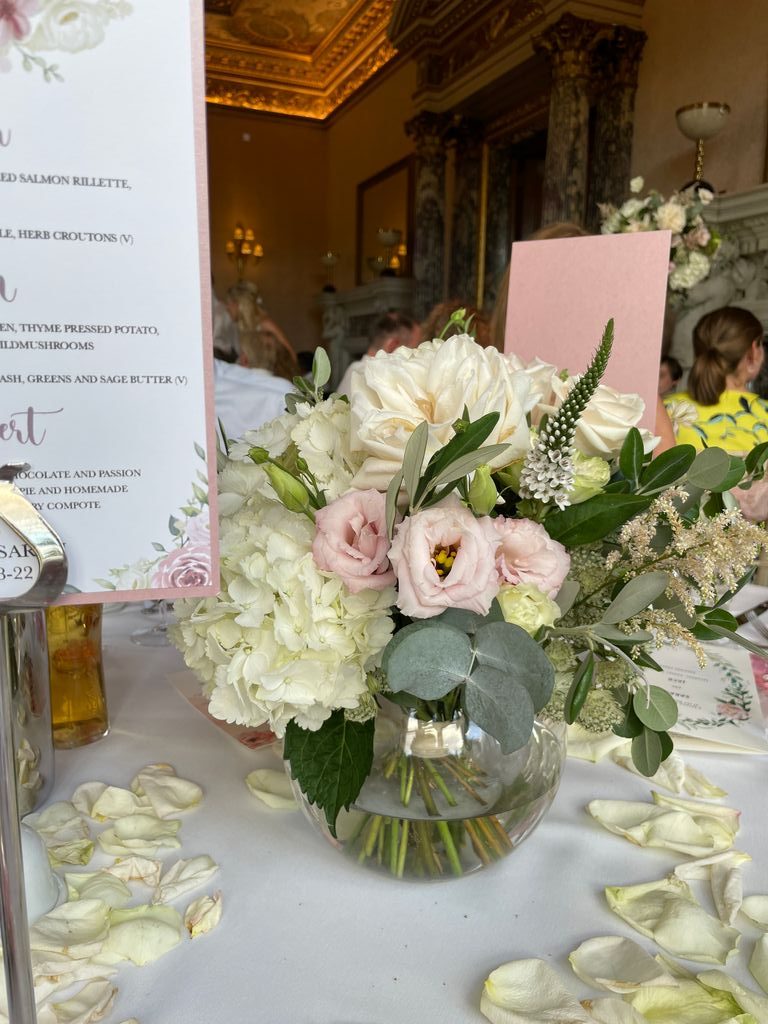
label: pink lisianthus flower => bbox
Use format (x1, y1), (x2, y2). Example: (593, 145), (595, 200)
(493, 517), (570, 598)
(312, 488), (395, 594)
(389, 502), (499, 618)
(0, 0), (39, 46)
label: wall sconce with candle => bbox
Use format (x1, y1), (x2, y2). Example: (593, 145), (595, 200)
(226, 223), (264, 280)
(675, 102), (730, 192)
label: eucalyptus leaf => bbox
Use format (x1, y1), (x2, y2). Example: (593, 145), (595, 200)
(555, 579), (580, 617)
(619, 428), (644, 485)
(637, 445), (696, 493)
(380, 620), (438, 676)
(593, 624), (653, 645)
(602, 571), (669, 625)
(384, 622), (473, 699)
(686, 447), (731, 491)
(545, 494), (653, 546)
(283, 711), (374, 835)
(658, 730), (674, 762)
(473, 621), (555, 710)
(745, 441), (768, 476)
(633, 685), (678, 731)
(631, 728), (663, 777)
(613, 703), (644, 739)
(311, 346), (331, 389)
(564, 653), (594, 724)
(402, 421), (429, 505)
(464, 666), (535, 754)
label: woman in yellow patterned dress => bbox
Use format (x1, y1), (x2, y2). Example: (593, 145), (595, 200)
(665, 306), (768, 451)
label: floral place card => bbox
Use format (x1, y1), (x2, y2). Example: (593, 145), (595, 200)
(650, 642), (768, 754)
(0, 2), (218, 602)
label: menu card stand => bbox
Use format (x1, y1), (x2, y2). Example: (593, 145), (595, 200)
(0, 464), (67, 1023)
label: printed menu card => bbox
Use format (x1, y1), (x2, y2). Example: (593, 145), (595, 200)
(650, 642), (768, 754)
(0, 1), (218, 602)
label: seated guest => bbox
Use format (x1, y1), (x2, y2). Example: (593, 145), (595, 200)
(226, 281), (298, 382)
(338, 312), (421, 395)
(212, 277), (238, 359)
(214, 330), (288, 445)
(665, 306), (768, 450)
(658, 355), (682, 396)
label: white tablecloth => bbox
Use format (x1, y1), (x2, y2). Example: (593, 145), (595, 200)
(45, 605), (768, 1024)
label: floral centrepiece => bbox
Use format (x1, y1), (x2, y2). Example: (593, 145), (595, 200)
(173, 324), (767, 879)
(599, 176), (721, 296)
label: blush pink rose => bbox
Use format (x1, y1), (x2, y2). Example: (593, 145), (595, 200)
(152, 542), (212, 589)
(493, 517), (570, 598)
(389, 503), (499, 619)
(312, 489), (395, 594)
(716, 702), (749, 722)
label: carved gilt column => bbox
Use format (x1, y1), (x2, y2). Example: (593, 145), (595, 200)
(405, 111), (450, 320)
(483, 141), (514, 309)
(448, 117), (484, 303)
(534, 13), (602, 226)
(586, 26), (647, 230)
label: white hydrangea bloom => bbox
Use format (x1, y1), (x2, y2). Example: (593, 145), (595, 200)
(669, 250), (711, 291)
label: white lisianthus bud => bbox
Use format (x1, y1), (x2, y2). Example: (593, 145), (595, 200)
(568, 452), (611, 504)
(497, 584), (560, 635)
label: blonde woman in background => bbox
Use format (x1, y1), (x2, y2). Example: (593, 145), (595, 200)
(226, 280), (298, 382)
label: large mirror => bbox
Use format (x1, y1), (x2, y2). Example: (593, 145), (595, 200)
(356, 157), (414, 285)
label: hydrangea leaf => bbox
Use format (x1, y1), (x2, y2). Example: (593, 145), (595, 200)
(152, 855), (219, 904)
(480, 959), (593, 1023)
(605, 875), (741, 964)
(245, 768), (298, 810)
(568, 935), (679, 993)
(284, 710), (375, 836)
(184, 892), (223, 937)
(105, 905), (184, 966)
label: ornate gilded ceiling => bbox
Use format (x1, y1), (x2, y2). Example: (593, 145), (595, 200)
(205, 0), (397, 120)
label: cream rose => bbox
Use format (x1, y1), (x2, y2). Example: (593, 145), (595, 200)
(388, 502), (500, 619)
(542, 377), (656, 459)
(349, 335), (532, 491)
(655, 201), (687, 235)
(28, 0), (112, 51)
(497, 584), (560, 635)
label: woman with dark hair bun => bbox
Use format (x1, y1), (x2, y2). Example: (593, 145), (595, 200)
(665, 306), (768, 450)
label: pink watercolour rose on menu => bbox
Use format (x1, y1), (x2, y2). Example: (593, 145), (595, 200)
(716, 702), (749, 722)
(389, 502), (499, 618)
(0, 0), (39, 45)
(312, 489), (395, 594)
(152, 529), (212, 589)
(493, 517), (570, 598)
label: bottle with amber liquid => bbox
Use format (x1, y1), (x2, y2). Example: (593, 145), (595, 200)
(45, 604), (108, 748)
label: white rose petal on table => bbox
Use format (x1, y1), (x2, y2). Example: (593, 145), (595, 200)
(184, 892), (223, 937)
(480, 959), (593, 1023)
(587, 797), (738, 857)
(130, 764), (204, 818)
(103, 905), (185, 966)
(152, 855), (219, 904)
(605, 875), (741, 964)
(105, 856), (163, 888)
(41, 978), (118, 1024)
(697, 970), (768, 1021)
(742, 895), (768, 929)
(65, 870), (132, 909)
(245, 768), (298, 809)
(98, 815), (182, 858)
(29, 899), (110, 959)
(750, 935), (768, 994)
(568, 936), (678, 993)
(25, 802), (95, 866)
(580, 998), (648, 1023)
(673, 851), (752, 925)
(624, 977), (749, 1022)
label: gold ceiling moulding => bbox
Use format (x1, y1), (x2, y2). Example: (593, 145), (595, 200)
(204, 0), (398, 120)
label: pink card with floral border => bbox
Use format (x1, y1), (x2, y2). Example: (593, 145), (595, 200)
(504, 231), (671, 429)
(0, 2), (218, 603)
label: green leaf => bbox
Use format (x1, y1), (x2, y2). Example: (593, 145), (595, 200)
(601, 571), (669, 625)
(563, 653), (595, 724)
(473, 621), (555, 711)
(385, 468), (403, 539)
(633, 685), (678, 731)
(545, 493), (653, 546)
(193, 441), (206, 460)
(402, 421), (429, 505)
(168, 515), (181, 538)
(383, 622), (474, 699)
(592, 624), (653, 645)
(427, 444), (511, 492)
(693, 607), (740, 642)
(312, 346), (331, 389)
(706, 625), (768, 657)
(619, 428), (645, 485)
(93, 578), (117, 590)
(686, 447), (732, 491)
(637, 444), (696, 493)
(464, 666), (535, 754)
(745, 441), (768, 476)
(613, 702), (644, 739)
(417, 412), (500, 498)
(435, 604), (503, 634)
(555, 579), (580, 617)
(631, 728), (663, 777)
(658, 730), (674, 762)
(284, 712), (374, 836)
(380, 620), (438, 676)
(706, 454), (746, 493)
